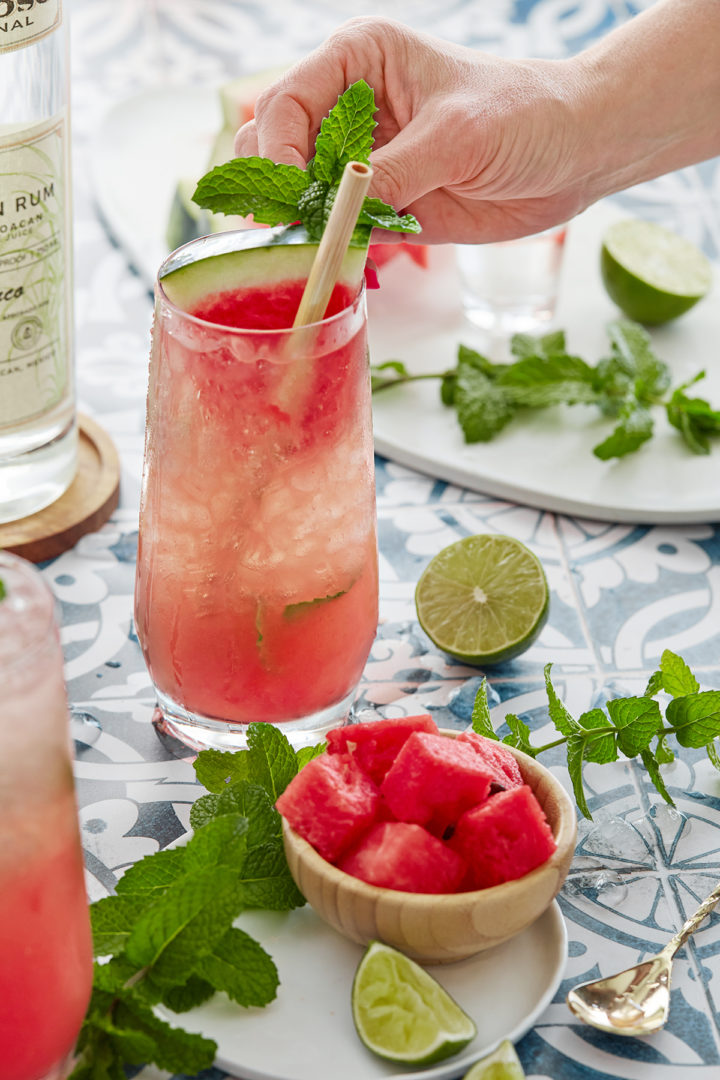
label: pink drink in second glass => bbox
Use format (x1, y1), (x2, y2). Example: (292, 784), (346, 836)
(134, 247), (378, 749)
(0, 553), (93, 1080)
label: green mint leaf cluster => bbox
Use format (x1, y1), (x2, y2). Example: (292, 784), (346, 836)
(70, 724), (323, 1079)
(371, 320), (720, 460)
(472, 650), (720, 819)
(193, 80), (421, 246)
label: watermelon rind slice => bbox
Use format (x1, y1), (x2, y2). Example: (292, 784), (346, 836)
(159, 223), (367, 314)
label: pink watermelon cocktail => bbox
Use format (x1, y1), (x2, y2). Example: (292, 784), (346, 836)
(134, 231), (378, 748)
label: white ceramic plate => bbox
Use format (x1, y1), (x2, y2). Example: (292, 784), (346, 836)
(90, 87), (720, 523)
(158, 900), (567, 1080)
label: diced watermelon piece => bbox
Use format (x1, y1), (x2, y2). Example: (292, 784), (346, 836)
(326, 715), (438, 784)
(368, 242), (429, 270)
(276, 753), (380, 863)
(379, 732), (494, 834)
(449, 784), (556, 890)
(337, 822), (467, 894)
(457, 731), (524, 789)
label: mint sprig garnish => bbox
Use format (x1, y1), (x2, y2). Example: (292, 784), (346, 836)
(193, 79), (421, 246)
(472, 649), (720, 819)
(372, 319), (720, 460)
(70, 724), (325, 1079)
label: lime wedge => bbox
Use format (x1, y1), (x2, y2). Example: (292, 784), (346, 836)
(351, 940), (477, 1064)
(415, 534), (548, 665)
(462, 1039), (525, 1080)
(601, 219), (712, 325)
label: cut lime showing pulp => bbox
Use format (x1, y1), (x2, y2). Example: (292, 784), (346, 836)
(351, 940), (477, 1064)
(462, 1039), (525, 1080)
(601, 219), (712, 325)
(415, 534), (549, 665)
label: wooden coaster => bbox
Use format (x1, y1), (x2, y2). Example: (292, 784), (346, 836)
(0, 413), (121, 563)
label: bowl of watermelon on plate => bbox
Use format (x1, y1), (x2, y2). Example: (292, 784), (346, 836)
(277, 715), (576, 963)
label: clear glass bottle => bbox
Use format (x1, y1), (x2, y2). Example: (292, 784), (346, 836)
(0, 0), (77, 524)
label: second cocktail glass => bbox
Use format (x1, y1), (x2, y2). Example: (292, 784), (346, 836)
(134, 233), (379, 751)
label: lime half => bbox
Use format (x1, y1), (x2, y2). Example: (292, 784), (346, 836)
(462, 1040), (525, 1080)
(601, 219), (712, 325)
(415, 534), (549, 665)
(351, 940), (477, 1065)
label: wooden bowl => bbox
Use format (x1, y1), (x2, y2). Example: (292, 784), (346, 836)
(281, 735), (576, 963)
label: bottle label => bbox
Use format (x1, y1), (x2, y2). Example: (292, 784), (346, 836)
(0, 113), (70, 427)
(0, 0), (61, 53)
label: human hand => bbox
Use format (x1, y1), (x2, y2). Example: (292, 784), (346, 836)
(234, 17), (589, 244)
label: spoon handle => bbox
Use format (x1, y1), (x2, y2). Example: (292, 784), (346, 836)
(665, 880), (720, 958)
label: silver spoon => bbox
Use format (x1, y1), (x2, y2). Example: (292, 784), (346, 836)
(566, 879), (720, 1037)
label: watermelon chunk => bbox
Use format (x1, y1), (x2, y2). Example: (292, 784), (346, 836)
(449, 784), (556, 889)
(457, 731), (523, 789)
(337, 822), (467, 894)
(380, 732), (494, 834)
(276, 753), (380, 863)
(326, 715), (438, 784)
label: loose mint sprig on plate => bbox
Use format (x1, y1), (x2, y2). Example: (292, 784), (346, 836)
(372, 321), (720, 460)
(471, 649), (720, 819)
(69, 725), (325, 1079)
(193, 79), (421, 245)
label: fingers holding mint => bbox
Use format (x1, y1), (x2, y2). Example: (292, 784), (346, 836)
(196, 80), (421, 245)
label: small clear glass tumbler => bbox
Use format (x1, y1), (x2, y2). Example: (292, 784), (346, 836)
(455, 225), (567, 334)
(0, 552), (93, 1080)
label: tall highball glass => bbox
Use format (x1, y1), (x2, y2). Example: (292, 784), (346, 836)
(0, 552), (93, 1080)
(134, 235), (379, 751)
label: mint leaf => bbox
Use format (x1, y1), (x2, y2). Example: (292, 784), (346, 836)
(0, 578), (5, 601)
(213, 780), (281, 846)
(544, 665), (581, 738)
(502, 714), (536, 756)
(644, 669), (664, 697)
(654, 734), (675, 765)
(296, 742), (327, 769)
(194, 926), (279, 1007)
(237, 842), (306, 910)
(124, 865), (244, 982)
(189, 792), (221, 830)
(640, 747), (675, 806)
(194, 747), (249, 792)
(91, 895), (150, 957)
(297, 178), (334, 242)
(607, 696), (662, 756)
(667, 373), (720, 454)
(160, 975), (216, 1013)
(606, 319), (671, 403)
(510, 330), (567, 360)
(193, 156), (306, 223)
(284, 589), (348, 619)
(357, 197), (421, 235)
(565, 732), (591, 818)
(313, 79), (376, 183)
(115, 848), (187, 897)
(112, 996), (216, 1074)
(247, 722), (299, 800)
(455, 355), (516, 442)
(708, 739), (720, 773)
(666, 691), (720, 748)
(497, 354), (598, 408)
(576, 708), (618, 764)
(592, 401), (653, 460)
(471, 678), (497, 739)
(660, 649), (700, 697)
(184, 812), (249, 872)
